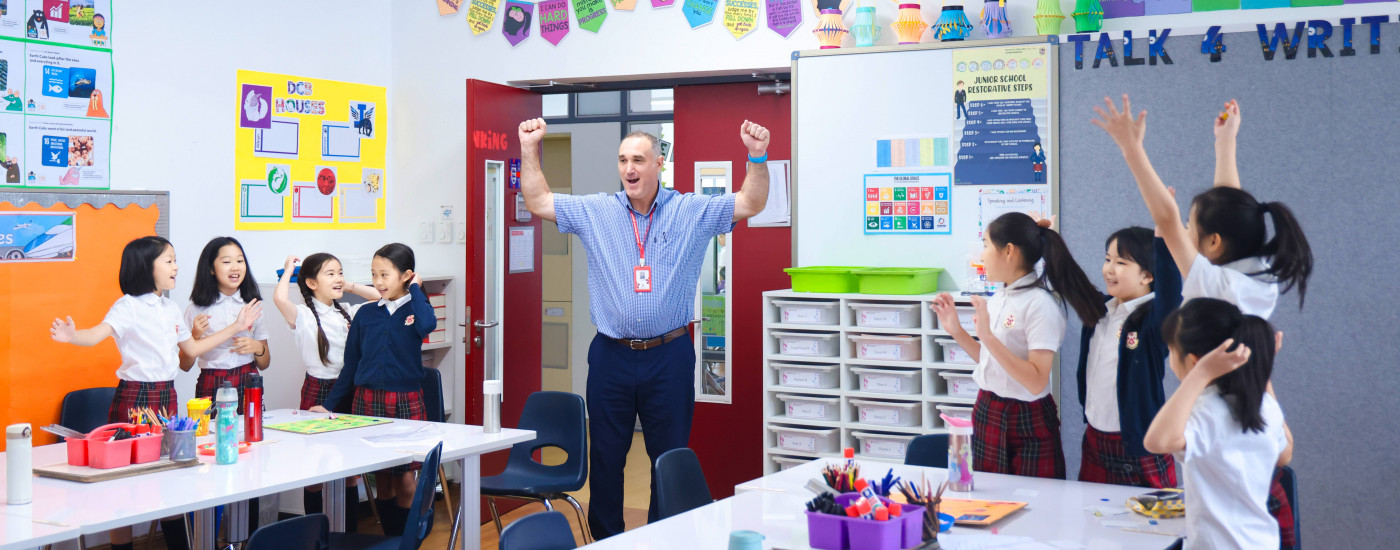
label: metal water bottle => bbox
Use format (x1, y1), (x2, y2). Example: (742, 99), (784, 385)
(245, 374), (264, 442)
(6, 424), (32, 505)
(215, 381), (240, 465)
(483, 380), (502, 434)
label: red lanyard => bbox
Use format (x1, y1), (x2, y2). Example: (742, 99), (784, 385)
(630, 209), (653, 266)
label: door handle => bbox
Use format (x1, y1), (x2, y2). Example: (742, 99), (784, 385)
(474, 320), (499, 329)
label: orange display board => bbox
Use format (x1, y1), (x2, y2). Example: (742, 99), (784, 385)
(0, 201), (161, 449)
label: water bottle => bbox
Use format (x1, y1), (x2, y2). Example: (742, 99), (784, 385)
(215, 381), (240, 465)
(6, 424), (32, 505)
(245, 374), (264, 442)
(483, 380), (502, 434)
(942, 414), (975, 491)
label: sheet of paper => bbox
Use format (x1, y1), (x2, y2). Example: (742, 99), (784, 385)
(509, 226), (535, 273)
(1084, 505), (1129, 516)
(748, 159), (790, 227)
(359, 424), (446, 448)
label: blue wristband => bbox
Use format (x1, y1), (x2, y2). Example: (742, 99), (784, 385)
(748, 152), (768, 164)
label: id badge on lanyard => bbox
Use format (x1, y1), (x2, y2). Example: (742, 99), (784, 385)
(631, 209), (653, 293)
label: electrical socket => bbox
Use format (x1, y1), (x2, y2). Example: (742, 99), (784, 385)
(418, 221), (434, 242)
(437, 221), (453, 243)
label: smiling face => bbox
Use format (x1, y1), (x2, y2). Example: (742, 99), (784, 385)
(1103, 238), (1153, 301)
(372, 256), (411, 300)
(211, 243), (247, 295)
(307, 258), (346, 302)
(618, 136), (663, 208)
(153, 245), (178, 293)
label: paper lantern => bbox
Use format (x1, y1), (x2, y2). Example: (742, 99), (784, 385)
(814, 9), (849, 48)
(890, 1), (927, 44)
(1033, 0), (1063, 35)
(851, 5), (883, 46)
(980, 0), (1011, 38)
(933, 0), (972, 41)
(1071, 0), (1102, 32)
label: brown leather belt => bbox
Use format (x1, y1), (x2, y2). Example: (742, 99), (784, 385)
(613, 327), (689, 351)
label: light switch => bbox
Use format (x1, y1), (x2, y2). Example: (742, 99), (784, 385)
(419, 221), (434, 242)
(437, 221), (453, 243)
(455, 222), (467, 243)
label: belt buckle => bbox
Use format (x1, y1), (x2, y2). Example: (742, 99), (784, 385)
(629, 339), (647, 350)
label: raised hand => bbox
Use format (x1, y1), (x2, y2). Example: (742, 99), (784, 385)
(1090, 94), (1147, 151)
(191, 314), (211, 340)
(50, 316), (76, 343)
(740, 120), (770, 157)
(283, 255), (300, 272)
(235, 300), (263, 332)
(930, 293), (960, 330)
(1213, 99), (1241, 141)
(518, 118), (547, 149)
(1194, 338), (1251, 382)
(969, 295), (991, 336)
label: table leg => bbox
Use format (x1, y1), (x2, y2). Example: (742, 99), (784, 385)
(226, 500), (249, 543)
(190, 509), (216, 550)
(323, 479), (347, 532)
(454, 455), (480, 550)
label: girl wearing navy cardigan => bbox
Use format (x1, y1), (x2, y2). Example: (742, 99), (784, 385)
(1076, 227), (1180, 488)
(312, 243), (437, 536)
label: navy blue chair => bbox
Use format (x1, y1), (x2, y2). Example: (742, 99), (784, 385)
(249, 513), (329, 550)
(58, 387), (116, 442)
(654, 448), (713, 520)
(1280, 465), (1300, 550)
(329, 442), (443, 550)
(904, 434), (949, 468)
(481, 391), (590, 544)
(419, 368), (454, 514)
(499, 511), (577, 550)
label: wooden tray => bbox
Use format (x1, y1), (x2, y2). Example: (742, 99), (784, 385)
(35, 459), (199, 483)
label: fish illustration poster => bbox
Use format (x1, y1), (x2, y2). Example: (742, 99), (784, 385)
(234, 70), (388, 231)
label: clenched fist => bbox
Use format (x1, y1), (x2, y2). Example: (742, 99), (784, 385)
(519, 118), (547, 149)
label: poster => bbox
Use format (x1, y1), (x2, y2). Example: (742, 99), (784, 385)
(439, 0), (463, 14)
(468, 0), (502, 34)
(863, 173), (952, 235)
(0, 210), (74, 261)
(24, 115), (107, 188)
(539, 0), (571, 45)
(26, 43), (110, 118)
(951, 46), (1049, 186)
(1102, 0), (1145, 18)
(25, 0), (110, 49)
(611, 0), (638, 10)
(234, 70), (388, 230)
(876, 136), (951, 169)
(509, 226), (535, 273)
(1143, 0), (1190, 15)
(765, 0), (801, 37)
(654, 0), (677, 7)
(723, 0), (758, 39)
(502, 0), (534, 46)
(977, 188), (1048, 238)
(683, 0), (718, 28)
(573, 0), (607, 32)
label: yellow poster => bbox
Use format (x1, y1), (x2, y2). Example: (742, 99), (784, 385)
(234, 70), (387, 231)
(951, 45), (1049, 101)
(723, 0), (759, 39)
(468, 0), (504, 34)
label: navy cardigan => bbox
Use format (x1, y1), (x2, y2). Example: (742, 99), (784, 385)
(324, 283), (438, 411)
(1077, 238), (1182, 457)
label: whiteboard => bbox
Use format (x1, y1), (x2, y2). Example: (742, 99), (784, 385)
(793, 39), (1059, 292)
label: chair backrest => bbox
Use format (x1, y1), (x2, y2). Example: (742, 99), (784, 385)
(247, 513), (328, 550)
(1280, 465), (1300, 550)
(904, 434), (949, 469)
(506, 392), (587, 488)
(654, 447), (713, 520)
(499, 511), (578, 550)
(58, 387), (116, 442)
(401, 442), (443, 550)
(420, 367), (446, 423)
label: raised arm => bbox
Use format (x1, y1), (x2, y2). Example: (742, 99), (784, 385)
(177, 300), (263, 359)
(1213, 99), (1242, 189)
(518, 118), (555, 222)
(733, 120), (772, 222)
(1091, 94), (1197, 278)
(345, 280), (381, 301)
(1144, 339), (1250, 455)
(273, 255), (301, 327)
(50, 317), (113, 347)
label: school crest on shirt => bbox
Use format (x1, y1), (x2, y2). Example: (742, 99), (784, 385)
(1126, 332), (1139, 350)
(404, 315), (415, 326)
(1003, 313), (1016, 329)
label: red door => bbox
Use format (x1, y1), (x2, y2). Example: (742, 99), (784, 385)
(465, 79), (543, 522)
(674, 83), (793, 499)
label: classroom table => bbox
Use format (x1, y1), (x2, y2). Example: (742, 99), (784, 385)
(581, 458), (1186, 549)
(0, 500), (81, 550)
(0, 409), (533, 550)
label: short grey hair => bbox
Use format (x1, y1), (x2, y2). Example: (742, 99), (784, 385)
(621, 131), (662, 158)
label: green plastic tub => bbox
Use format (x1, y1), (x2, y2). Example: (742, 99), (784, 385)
(784, 266), (865, 293)
(853, 267), (944, 295)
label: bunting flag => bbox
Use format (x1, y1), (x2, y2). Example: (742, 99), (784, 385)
(468, 0), (504, 34)
(724, 0), (760, 38)
(503, 0), (536, 45)
(612, 0), (639, 10)
(439, 0), (464, 14)
(574, 0), (609, 32)
(683, 0), (720, 27)
(540, 0), (572, 44)
(766, 0), (802, 37)
(655, 0), (678, 7)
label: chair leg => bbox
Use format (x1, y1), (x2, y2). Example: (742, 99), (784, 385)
(143, 519), (160, 550)
(437, 464), (454, 516)
(487, 496), (503, 534)
(361, 475), (381, 525)
(562, 494), (593, 544)
(540, 497), (554, 511)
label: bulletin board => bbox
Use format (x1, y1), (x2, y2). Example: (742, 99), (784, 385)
(792, 38), (1058, 289)
(0, 189), (166, 449)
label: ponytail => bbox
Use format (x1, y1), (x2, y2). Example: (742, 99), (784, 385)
(987, 212), (1107, 326)
(296, 252), (349, 366)
(1190, 188), (1313, 308)
(301, 285), (332, 366)
(1162, 298), (1276, 433)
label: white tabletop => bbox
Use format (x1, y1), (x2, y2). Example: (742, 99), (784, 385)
(584, 458), (1185, 550)
(0, 409), (533, 544)
(0, 500), (81, 550)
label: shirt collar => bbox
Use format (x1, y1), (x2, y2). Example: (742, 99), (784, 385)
(378, 293), (411, 309)
(1002, 272), (1040, 294)
(615, 186), (677, 216)
(1110, 292), (1155, 316)
(215, 291), (244, 306)
(135, 292), (163, 306)
(311, 298), (337, 314)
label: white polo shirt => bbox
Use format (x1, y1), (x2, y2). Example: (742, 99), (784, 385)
(1182, 387), (1287, 550)
(183, 292), (269, 370)
(290, 300), (365, 380)
(102, 293), (191, 382)
(972, 273), (1067, 402)
(1084, 292), (1154, 432)
(1182, 254), (1278, 319)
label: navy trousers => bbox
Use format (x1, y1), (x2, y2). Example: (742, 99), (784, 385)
(585, 331), (696, 540)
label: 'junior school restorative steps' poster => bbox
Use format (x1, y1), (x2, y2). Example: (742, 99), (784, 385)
(951, 45), (1049, 186)
(234, 70), (387, 230)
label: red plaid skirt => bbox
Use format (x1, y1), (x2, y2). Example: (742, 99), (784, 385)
(299, 374), (338, 411)
(353, 387), (427, 474)
(972, 390), (1066, 479)
(1078, 425), (1177, 489)
(109, 380), (177, 423)
(195, 362), (259, 410)
(1268, 468), (1296, 548)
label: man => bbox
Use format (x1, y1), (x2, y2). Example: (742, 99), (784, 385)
(954, 80), (967, 120)
(517, 117), (771, 539)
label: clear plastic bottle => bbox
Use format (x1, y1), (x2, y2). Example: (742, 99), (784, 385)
(942, 413), (975, 491)
(215, 381), (239, 465)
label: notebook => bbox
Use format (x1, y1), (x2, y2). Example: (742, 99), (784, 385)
(939, 498), (1028, 525)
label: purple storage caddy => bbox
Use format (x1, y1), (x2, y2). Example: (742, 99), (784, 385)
(806, 493), (926, 550)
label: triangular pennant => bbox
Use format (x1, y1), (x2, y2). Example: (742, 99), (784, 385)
(539, 0), (572, 44)
(468, 0), (504, 34)
(611, 0), (639, 10)
(766, 0), (802, 37)
(654, 0), (677, 7)
(439, 0), (463, 15)
(503, 1), (536, 45)
(723, 0), (759, 38)
(573, 0), (608, 32)
(683, 0), (719, 27)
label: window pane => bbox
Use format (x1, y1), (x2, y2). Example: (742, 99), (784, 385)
(575, 91), (622, 116)
(628, 89), (674, 113)
(629, 121), (674, 189)
(542, 94), (569, 118)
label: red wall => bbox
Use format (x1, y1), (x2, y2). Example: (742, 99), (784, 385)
(675, 83), (792, 499)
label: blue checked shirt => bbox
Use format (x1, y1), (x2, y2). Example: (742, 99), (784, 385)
(555, 187), (736, 339)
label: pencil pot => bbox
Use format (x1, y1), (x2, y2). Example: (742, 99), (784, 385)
(807, 494), (925, 550)
(168, 429), (197, 462)
(131, 434), (161, 464)
(66, 437), (88, 466)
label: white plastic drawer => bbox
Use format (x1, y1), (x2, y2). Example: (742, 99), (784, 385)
(847, 334), (921, 362)
(940, 371), (980, 399)
(770, 425), (839, 454)
(850, 302), (921, 329)
(940, 307), (976, 332)
(772, 455), (814, 471)
(774, 362), (841, 389)
(850, 367), (921, 395)
(850, 398), (921, 427)
(772, 331), (840, 357)
(852, 431), (916, 459)
(937, 404), (974, 424)
(935, 339), (976, 365)
(776, 393), (840, 421)
(773, 300), (840, 326)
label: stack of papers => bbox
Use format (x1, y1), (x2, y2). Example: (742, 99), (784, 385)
(359, 425), (446, 449)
